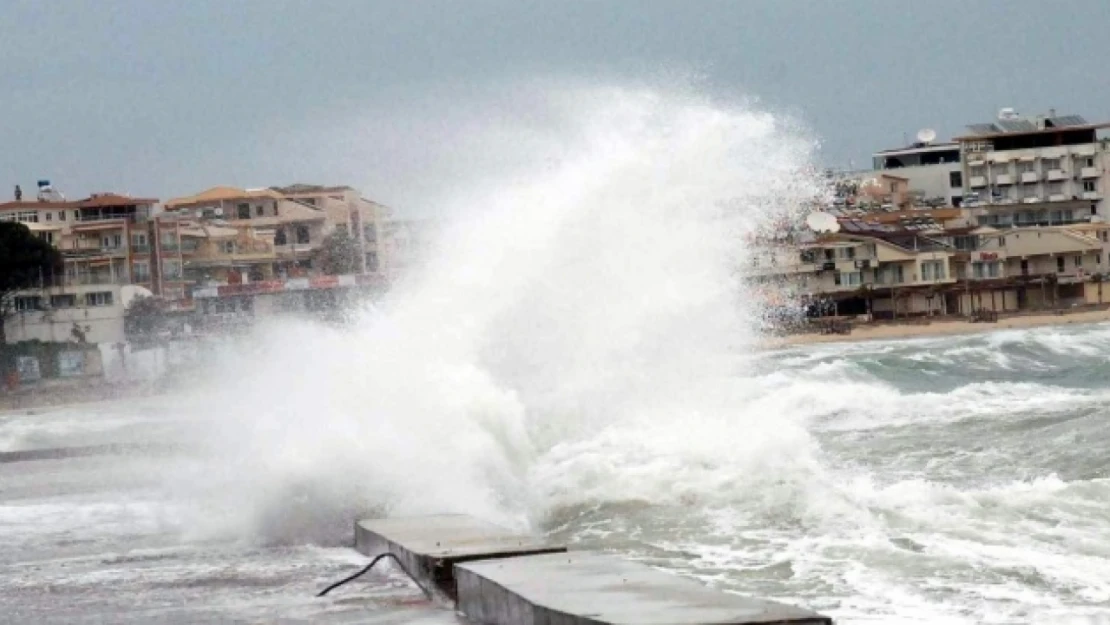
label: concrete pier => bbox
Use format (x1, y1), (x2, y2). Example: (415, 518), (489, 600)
(354, 515), (567, 600)
(455, 550), (832, 625)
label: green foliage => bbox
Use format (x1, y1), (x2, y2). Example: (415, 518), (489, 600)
(0, 222), (63, 313)
(319, 229), (361, 275)
(0, 222), (63, 377)
(124, 295), (164, 341)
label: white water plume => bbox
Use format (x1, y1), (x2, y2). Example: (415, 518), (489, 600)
(167, 81), (825, 544)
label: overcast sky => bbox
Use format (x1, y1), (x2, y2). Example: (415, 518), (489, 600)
(2, 0), (1108, 215)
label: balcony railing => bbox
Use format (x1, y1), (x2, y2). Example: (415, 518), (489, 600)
(969, 176), (987, 188)
(132, 244), (151, 253)
(1081, 166), (1101, 179)
(1020, 172), (1039, 184)
(995, 173), (1014, 185)
(1045, 169), (1068, 182)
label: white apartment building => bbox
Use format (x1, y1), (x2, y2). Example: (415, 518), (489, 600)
(872, 140), (965, 208)
(5, 283), (130, 344)
(956, 110), (1109, 229)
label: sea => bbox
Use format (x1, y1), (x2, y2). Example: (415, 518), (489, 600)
(2, 84), (1109, 624)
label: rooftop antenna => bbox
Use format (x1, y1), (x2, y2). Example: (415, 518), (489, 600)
(805, 211), (842, 234)
(916, 128), (937, 145)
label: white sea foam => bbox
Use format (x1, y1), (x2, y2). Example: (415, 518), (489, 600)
(157, 80), (824, 544)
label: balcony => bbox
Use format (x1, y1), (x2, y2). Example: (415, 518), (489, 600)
(1049, 193), (1068, 202)
(1022, 197), (1042, 204)
(131, 244), (151, 253)
(1083, 191), (1103, 201)
(995, 173), (1014, 185)
(1081, 166), (1101, 179)
(969, 176), (987, 188)
(1046, 169), (1068, 182)
(1020, 172), (1039, 184)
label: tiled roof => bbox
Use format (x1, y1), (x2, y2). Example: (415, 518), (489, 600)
(165, 186), (281, 208)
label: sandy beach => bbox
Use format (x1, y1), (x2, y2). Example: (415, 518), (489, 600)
(761, 306), (1110, 349)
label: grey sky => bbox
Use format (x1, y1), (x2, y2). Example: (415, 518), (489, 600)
(2, 0), (1108, 215)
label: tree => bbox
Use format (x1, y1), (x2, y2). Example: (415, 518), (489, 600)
(318, 230), (361, 275)
(0, 222), (63, 381)
(123, 295), (164, 345)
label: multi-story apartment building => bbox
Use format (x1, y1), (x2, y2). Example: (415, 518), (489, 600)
(0, 186), (192, 344)
(271, 184), (390, 275)
(956, 110), (1109, 229)
(751, 209), (1110, 322)
(165, 184), (390, 286)
(872, 138), (965, 208)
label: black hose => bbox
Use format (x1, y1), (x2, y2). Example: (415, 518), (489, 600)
(316, 552), (434, 599)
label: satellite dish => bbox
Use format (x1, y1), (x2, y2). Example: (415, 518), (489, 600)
(916, 128), (937, 144)
(806, 212), (841, 233)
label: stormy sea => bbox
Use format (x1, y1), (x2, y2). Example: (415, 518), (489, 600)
(2, 85), (1108, 624)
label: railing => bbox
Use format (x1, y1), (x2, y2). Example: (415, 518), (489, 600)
(132, 244), (151, 253)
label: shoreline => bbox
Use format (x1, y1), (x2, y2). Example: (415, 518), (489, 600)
(760, 307), (1110, 349)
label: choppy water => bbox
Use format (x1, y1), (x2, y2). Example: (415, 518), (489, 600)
(3, 324), (1110, 624)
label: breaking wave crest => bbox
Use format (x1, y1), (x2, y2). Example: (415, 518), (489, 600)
(162, 81), (824, 544)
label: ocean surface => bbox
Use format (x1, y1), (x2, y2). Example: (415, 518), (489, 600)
(3, 323), (1109, 624)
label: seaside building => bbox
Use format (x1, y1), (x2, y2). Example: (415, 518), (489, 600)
(956, 109), (1109, 228)
(164, 184), (390, 284)
(871, 136), (964, 208)
(0, 184), (187, 344)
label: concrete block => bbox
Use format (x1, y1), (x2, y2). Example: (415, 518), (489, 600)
(455, 551), (832, 625)
(354, 515), (566, 600)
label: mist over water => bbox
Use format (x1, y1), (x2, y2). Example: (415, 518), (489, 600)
(166, 82), (823, 543)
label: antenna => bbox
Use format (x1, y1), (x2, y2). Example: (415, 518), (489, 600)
(805, 212), (841, 233)
(916, 128), (937, 145)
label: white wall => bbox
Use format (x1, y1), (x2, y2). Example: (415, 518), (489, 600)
(880, 163), (963, 205)
(4, 285), (125, 345)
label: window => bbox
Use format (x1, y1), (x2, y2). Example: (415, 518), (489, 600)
(921, 260), (946, 281)
(363, 223), (377, 243)
(221, 241), (235, 254)
(1018, 161), (1035, 174)
(878, 265), (904, 284)
(50, 294), (76, 308)
(255, 205), (264, 217)
(823, 249), (835, 261)
(72, 210), (79, 221)
(838, 271), (862, 286)
(365, 251), (379, 272)
(1085, 157), (1095, 168)
(45, 212), (52, 222)
(1047, 181), (1064, 196)
(970, 165), (986, 178)
(1044, 158), (1061, 171)
(1084, 180), (1097, 193)
(85, 291), (114, 307)
(132, 261), (150, 281)
(14, 296), (42, 311)
(295, 225), (310, 244)
(1074, 255), (1082, 268)
(39, 231), (54, 244)
(237, 203), (251, 219)
(272, 203), (279, 216)
(1057, 257), (1065, 273)
(274, 228), (287, 245)
(972, 262), (1000, 279)
(949, 171), (963, 188)
(163, 260), (182, 280)
(58, 210), (66, 221)
(102, 234), (122, 249)
(16, 211), (38, 223)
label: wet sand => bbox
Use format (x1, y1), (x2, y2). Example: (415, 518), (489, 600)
(761, 307), (1110, 349)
